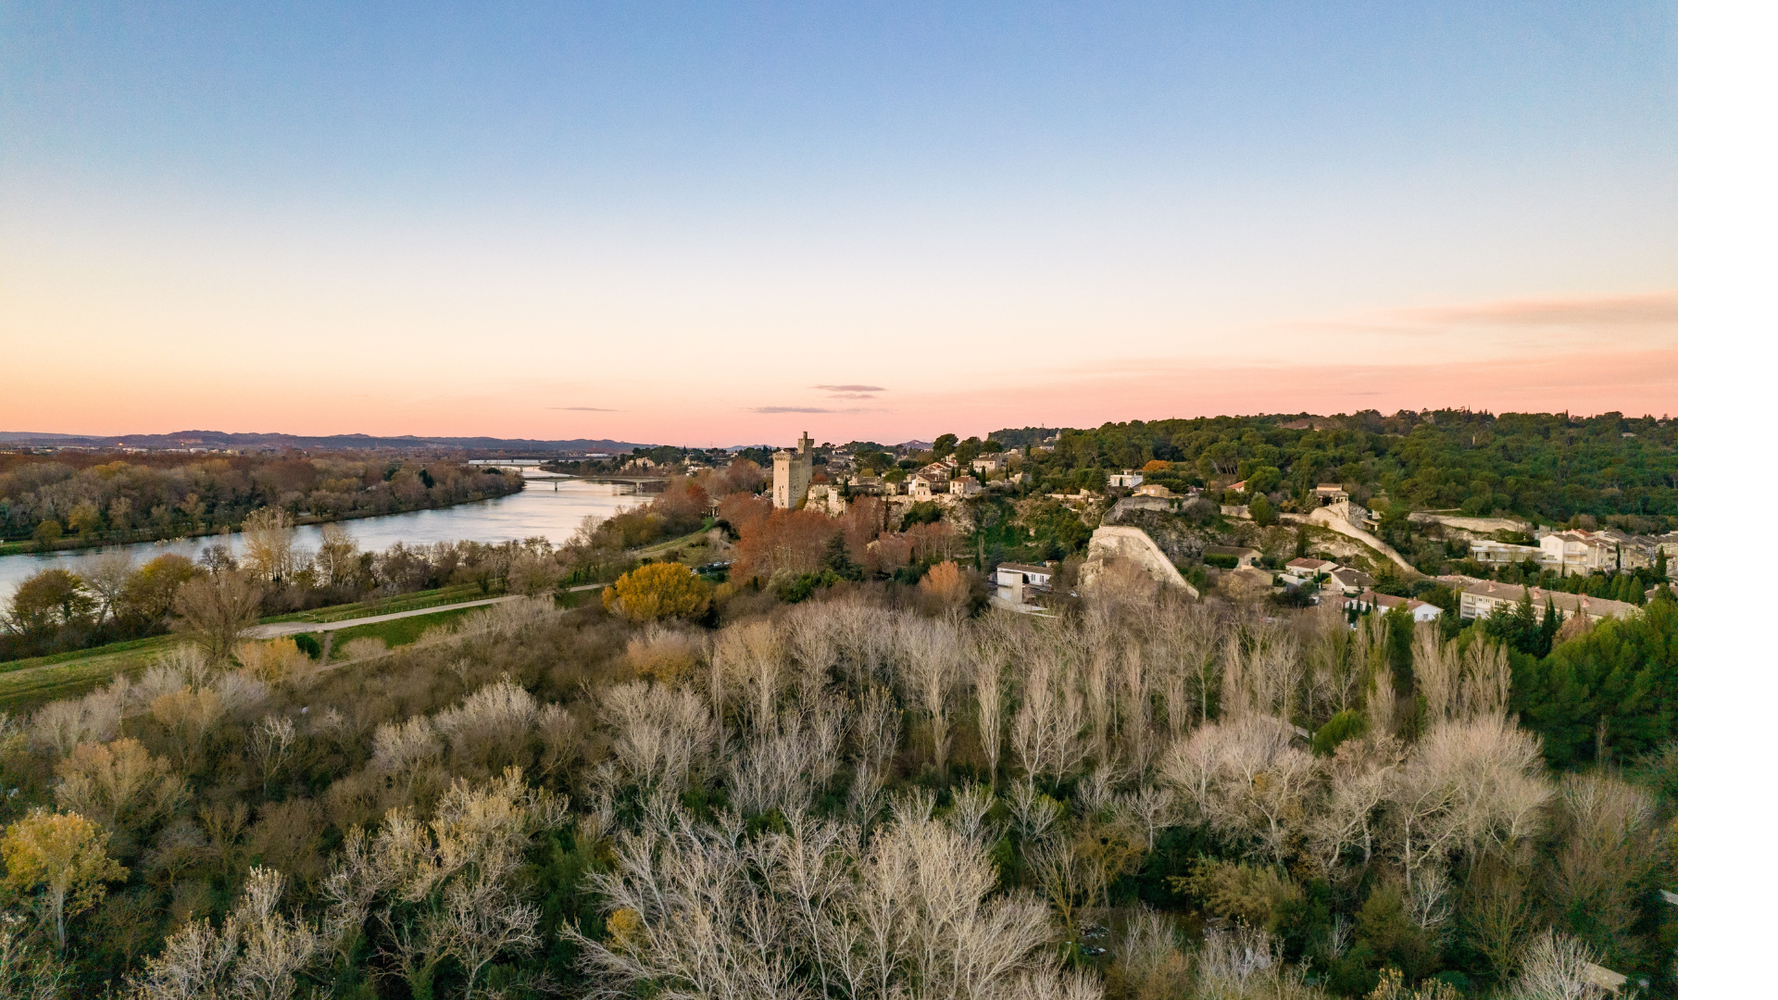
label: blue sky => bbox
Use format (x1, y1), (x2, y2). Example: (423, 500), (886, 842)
(1, 2), (1677, 441)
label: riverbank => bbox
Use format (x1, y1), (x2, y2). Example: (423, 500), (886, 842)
(0, 475), (635, 594)
(0, 477), (525, 557)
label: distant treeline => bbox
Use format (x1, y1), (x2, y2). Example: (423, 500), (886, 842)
(0, 453), (522, 549)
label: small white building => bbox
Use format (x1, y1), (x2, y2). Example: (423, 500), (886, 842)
(1347, 590), (1443, 622)
(1470, 540), (1551, 567)
(1325, 566), (1376, 596)
(1282, 557), (1337, 584)
(994, 562), (1054, 610)
(949, 477), (983, 497)
(1108, 470), (1144, 489)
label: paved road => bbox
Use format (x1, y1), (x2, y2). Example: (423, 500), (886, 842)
(245, 584), (604, 639)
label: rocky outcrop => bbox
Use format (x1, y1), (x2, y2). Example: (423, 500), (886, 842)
(1079, 525), (1200, 599)
(1308, 507), (1417, 575)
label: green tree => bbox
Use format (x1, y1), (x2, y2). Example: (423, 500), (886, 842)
(3, 570), (96, 635)
(1, 809), (126, 951)
(931, 433), (959, 458)
(1249, 494), (1276, 527)
(1513, 602), (1676, 766)
(820, 533), (864, 582)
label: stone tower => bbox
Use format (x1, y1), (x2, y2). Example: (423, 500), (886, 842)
(772, 431), (814, 509)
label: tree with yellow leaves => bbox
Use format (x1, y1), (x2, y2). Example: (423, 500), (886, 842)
(602, 563), (710, 623)
(0, 810), (125, 950)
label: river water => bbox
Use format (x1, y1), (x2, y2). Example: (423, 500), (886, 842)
(0, 471), (641, 596)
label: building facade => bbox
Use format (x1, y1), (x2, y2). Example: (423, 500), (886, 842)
(772, 432), (815, 509)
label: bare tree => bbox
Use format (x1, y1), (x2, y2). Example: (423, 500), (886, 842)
(312, 522), (359, 588)
(902, 620), (960, 772)
(1411, 624), (1462, 724)
(370, 717), (441, 798)
(1459, 850), (1539, 979)
(240, 507), (298, 585)
(1158, 716), (1317, 862)
(971, 658), (1005, 786)
(1305, 734), (1402, 876)
(172, 570), (263, 668)
(1009, 651), (1086, 784)
(434, 679), (539, 775)
(600, 681), (717, 794)
(248, 715), (298, 796)
(1384, 716), (1551, 893)
(77, 551), (135, 626)
(128, 866), (324, 1000)
(1547, 773), (1663, 968)
(1511, 928), (1616, 1000)
(1459, 640), (1512, 720)
(30, 686), (125, 757)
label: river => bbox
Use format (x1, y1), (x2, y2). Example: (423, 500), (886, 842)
(0, 470), (642, 596)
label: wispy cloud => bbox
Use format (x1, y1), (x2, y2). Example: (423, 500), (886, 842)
(813, 384), (886, 392)
(750, 405), (883, 414)
(548, 406), (619, 412)
(1386, 293), (1677, 329)
(826, 393), (877, 400)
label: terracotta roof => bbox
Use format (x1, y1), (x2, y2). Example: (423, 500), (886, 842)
(1349, 590), (1437, 613)
(1460, 581), (1638, 619)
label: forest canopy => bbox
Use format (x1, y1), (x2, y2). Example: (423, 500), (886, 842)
(992, 410), (1676, 522)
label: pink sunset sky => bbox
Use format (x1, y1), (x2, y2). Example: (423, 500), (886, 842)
(1, 6), (1675, 446)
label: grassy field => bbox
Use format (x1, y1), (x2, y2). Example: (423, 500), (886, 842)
(0, 639), (176, 711)
(0, 584), (601, 712)
(320, 606), (476, 650)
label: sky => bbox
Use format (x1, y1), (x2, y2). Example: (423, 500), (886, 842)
(0, 2), (1677, 446)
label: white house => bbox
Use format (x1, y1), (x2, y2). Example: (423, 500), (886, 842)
(1538, 530), (1619, 576)
(1325, 566), (1376, 596)
(1347, 590), (1443, 622)
(949, 477), (983, 497)
(1282, 557), (1337, 585)
(1108, 470), (1144, 489)
(994, 562), (1054, 610)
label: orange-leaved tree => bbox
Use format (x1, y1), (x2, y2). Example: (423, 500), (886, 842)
(603, 563), (711, 623)
(1, 809), (126, 950)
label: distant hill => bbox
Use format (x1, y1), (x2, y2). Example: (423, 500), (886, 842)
(0, 430), (652, 454)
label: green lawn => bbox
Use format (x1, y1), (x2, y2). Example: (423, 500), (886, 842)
(323, 606), (476, 650)
(0, 584), (598, 711)
(0, 642), (172, 710)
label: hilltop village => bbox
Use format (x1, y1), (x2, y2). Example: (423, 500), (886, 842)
(583, 414), (1675, 634)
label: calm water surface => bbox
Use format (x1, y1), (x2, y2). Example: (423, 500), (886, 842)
(0, 471), (640, 596)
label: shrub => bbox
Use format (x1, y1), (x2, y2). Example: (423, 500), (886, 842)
(1313, 710), (1367, 756)
(603, 563), (711, 623)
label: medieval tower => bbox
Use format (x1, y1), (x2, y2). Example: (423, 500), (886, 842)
(772, 431), (814, 508)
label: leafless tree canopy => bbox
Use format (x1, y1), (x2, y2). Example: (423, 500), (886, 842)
(2, 580), (1677, 997)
